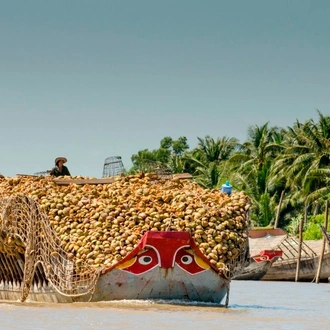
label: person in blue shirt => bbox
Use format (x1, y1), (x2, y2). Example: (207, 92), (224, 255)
(221, 180), (232, 195)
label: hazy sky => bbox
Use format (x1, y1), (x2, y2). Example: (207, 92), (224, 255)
(1, 0), (329, 177)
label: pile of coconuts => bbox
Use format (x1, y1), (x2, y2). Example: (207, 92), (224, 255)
(0, 173), (250, 273)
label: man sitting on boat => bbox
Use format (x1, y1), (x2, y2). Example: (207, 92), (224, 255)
(50, 157), (71, 177)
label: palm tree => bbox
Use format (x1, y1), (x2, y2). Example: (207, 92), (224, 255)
(193, 162), (223, 189)
(271, 110), (330, 207)
(229, 123), (284, 226)
(194, 136), (239, 163)
(183, 136), (239, 188)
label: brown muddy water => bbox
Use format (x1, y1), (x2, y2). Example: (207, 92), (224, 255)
(0, 280), (329, 330)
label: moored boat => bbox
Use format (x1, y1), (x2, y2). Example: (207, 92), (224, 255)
(232, 229), (284, 281)
(236, 227), (330, 282)
(262, 234), (330, 282)
(233, 249), (282, 281)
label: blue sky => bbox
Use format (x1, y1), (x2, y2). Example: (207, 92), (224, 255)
(1, 0), (329, 177)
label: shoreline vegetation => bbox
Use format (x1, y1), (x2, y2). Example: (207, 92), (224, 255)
(128, 110), (330, 240)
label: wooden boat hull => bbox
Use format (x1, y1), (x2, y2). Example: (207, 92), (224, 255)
(263, 252), (330, 282)
(233, 260), (272, 281)
(233, 250), (282, 281)
(85, 266), (228, 303)
(0, 267), (228, 303)
(261, 232), (330, 282)
(0, 231), (231, 304)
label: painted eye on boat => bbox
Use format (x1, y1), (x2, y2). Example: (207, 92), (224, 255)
(181, 255), (193, 264)
(139, 256), (152, 265)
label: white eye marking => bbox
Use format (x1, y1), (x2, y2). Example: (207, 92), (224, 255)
(139, 256), (152, 265)
(181, 255), (193, 264)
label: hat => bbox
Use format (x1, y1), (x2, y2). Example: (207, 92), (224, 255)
(55, 157), (67, 165)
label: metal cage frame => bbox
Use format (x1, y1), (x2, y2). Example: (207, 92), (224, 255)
(102, 156), (125, 178)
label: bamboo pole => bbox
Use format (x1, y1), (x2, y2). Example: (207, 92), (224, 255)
(274, 190), (285, 229)
(295, 205), (307, 282)
(315, 200), (329, 284)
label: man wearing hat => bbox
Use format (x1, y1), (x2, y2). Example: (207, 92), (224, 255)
(50, 157), (71, 177)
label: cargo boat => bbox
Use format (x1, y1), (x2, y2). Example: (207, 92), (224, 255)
(0, 229), (232, 304)
(0, 177), (250, 306)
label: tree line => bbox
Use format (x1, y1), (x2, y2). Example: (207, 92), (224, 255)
(128, 110), (330, 238)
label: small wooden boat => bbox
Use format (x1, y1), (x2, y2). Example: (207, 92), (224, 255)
(237, 227), (330, 282)
(262, 234), (330, 282)
(232, 228), (284, 281)
(263, 252), (330, 282)
(233, 249), (282, 280)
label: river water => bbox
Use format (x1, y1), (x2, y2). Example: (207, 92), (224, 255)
(0, 280), (329, 330)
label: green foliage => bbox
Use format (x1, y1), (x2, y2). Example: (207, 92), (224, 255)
(183, 135), (238, 188)
(272, 111), (330, 205)
(303, 222), (323, 240)
(130, 136), (189, 174)
(193, 162), (224, 189)
(258, 193), (274, 227)
(302, 213), (330, 240)
(309, 214), (326, 224)
(285, 215), (302, 236)
(284, 212), (329, 240)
